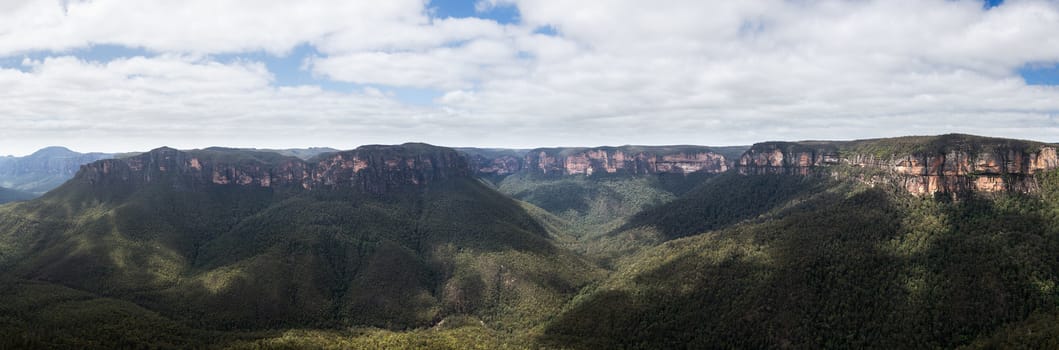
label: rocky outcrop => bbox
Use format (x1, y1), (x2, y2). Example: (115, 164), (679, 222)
(737, 135), (1059, 196)
(77, 143), (470, 194)
(456, 148), (530, 176)
(463, 146), (731, 177)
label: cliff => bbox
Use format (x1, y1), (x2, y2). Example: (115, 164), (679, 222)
(737, 134), (1059, 196)
(461, 146), (732, 177)
(457, 148), (528, 177)
(76, 143), (470, 194)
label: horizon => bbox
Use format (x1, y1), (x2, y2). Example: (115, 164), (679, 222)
(4, 131), (1057, 158)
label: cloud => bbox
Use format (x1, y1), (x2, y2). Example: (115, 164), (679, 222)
(310, 38), (528, 89)
(2, 0), (1059, 155)
(434, 0), (1059, 142)
(0, 55), (456, 154)
(0, 0), (426, 55)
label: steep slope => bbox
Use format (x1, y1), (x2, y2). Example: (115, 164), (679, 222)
(0, 144), (602, 347)
(544, 135), (1059, 349)
(462, 145), (733, 179)
(461, 146), (742, 264)
(0, 186), (35, 204)
(737, 134), (1059, 196)
(0, 146), (113, 195)
(622, 173), (832, 241)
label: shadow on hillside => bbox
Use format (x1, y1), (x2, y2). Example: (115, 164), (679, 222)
(542, 188), (1059, 348)
(616, 173), (832, 241)
(4, 175), (595, 336)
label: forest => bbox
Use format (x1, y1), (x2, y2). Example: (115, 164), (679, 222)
(2, 144), (1059, 348)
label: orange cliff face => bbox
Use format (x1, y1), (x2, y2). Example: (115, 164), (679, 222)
(737, 146), (840, 176)
(737, 141), (1059, 196)
(77, 144), (471, 194)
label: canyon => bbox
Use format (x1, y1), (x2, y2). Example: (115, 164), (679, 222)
(71, 135), (1059, 198)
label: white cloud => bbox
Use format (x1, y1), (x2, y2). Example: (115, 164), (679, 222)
(0, 0), (426, 55)
(0, 55), (463, 154)
(2, 0), (1059, 155)
(310, 38), (528, 89)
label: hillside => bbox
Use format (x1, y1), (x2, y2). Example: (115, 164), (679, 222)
(461, 145), (736, 179)
(0, 144), (603, 348)
(460, 146), (741, 265)
(5, 135), (1059, 348)
(543, 135), (1059, 349)
(738, 134), (1059, 196)
(0, 146), (114, 195)
(0, 186), (35, 204)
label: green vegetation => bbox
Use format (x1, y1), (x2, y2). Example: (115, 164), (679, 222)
(494, 172), (715, 265)
(5, 138), (1059, 348)
(0, 147), (603, 347)
(0, 279), (529, 349)
(757, 134), (1055, 160)
(542, 170), (1059, 349)
(623, 173), (832, 240)
(750, 134), (1056, 161)
(842, 133), (1053, 158)
(223, 325), (526, 350)
(0, 279), (209, 349)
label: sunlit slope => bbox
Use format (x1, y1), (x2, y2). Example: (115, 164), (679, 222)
(0, 146), (603, 342)
(544, 170), (1059, 349)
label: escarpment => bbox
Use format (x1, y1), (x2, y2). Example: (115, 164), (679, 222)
(463, 146), (731, 177)
(737, 134), (1059, 196)
(76, 143), (470, 194)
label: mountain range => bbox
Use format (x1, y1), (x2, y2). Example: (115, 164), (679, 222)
(0, 147), (343, 204)
(0, 146), (113, 197)
(2, 134), (1059, 348)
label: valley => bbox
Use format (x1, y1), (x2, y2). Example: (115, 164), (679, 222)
(2, 134), (1059, 348)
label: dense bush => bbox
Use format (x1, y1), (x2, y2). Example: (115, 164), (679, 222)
(543, 172), (1059, 349)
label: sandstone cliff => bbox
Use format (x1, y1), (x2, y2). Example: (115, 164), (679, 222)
(737, 134), (1059, 196)
(462, 146), (732, 177)
(77, 143), (470, 194)
(457, 148), (527, 177)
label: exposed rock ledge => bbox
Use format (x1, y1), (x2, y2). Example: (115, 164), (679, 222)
(76, 144), (470, 194)
(737, 135), (1059, 196)
(463, 146), (731, 177)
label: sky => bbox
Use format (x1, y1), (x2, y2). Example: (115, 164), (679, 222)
(2, 0), (1059, 155)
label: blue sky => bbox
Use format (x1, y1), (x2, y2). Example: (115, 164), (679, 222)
(1, 0), (1059, 155)
(1020, 64), (1059, 86)
(979, 0), (1059, 86)
(0, 0), (526, 106)
(5, 0), (1046, 102)
(430, 0), (520, 24)
(244, 0), (523, 104)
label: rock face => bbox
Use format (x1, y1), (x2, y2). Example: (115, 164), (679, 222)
(462, 146), (731, 177)
(458, 149), (527, 177)
(77, 144), (470, 194)
(737, 135), (1059, 196)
